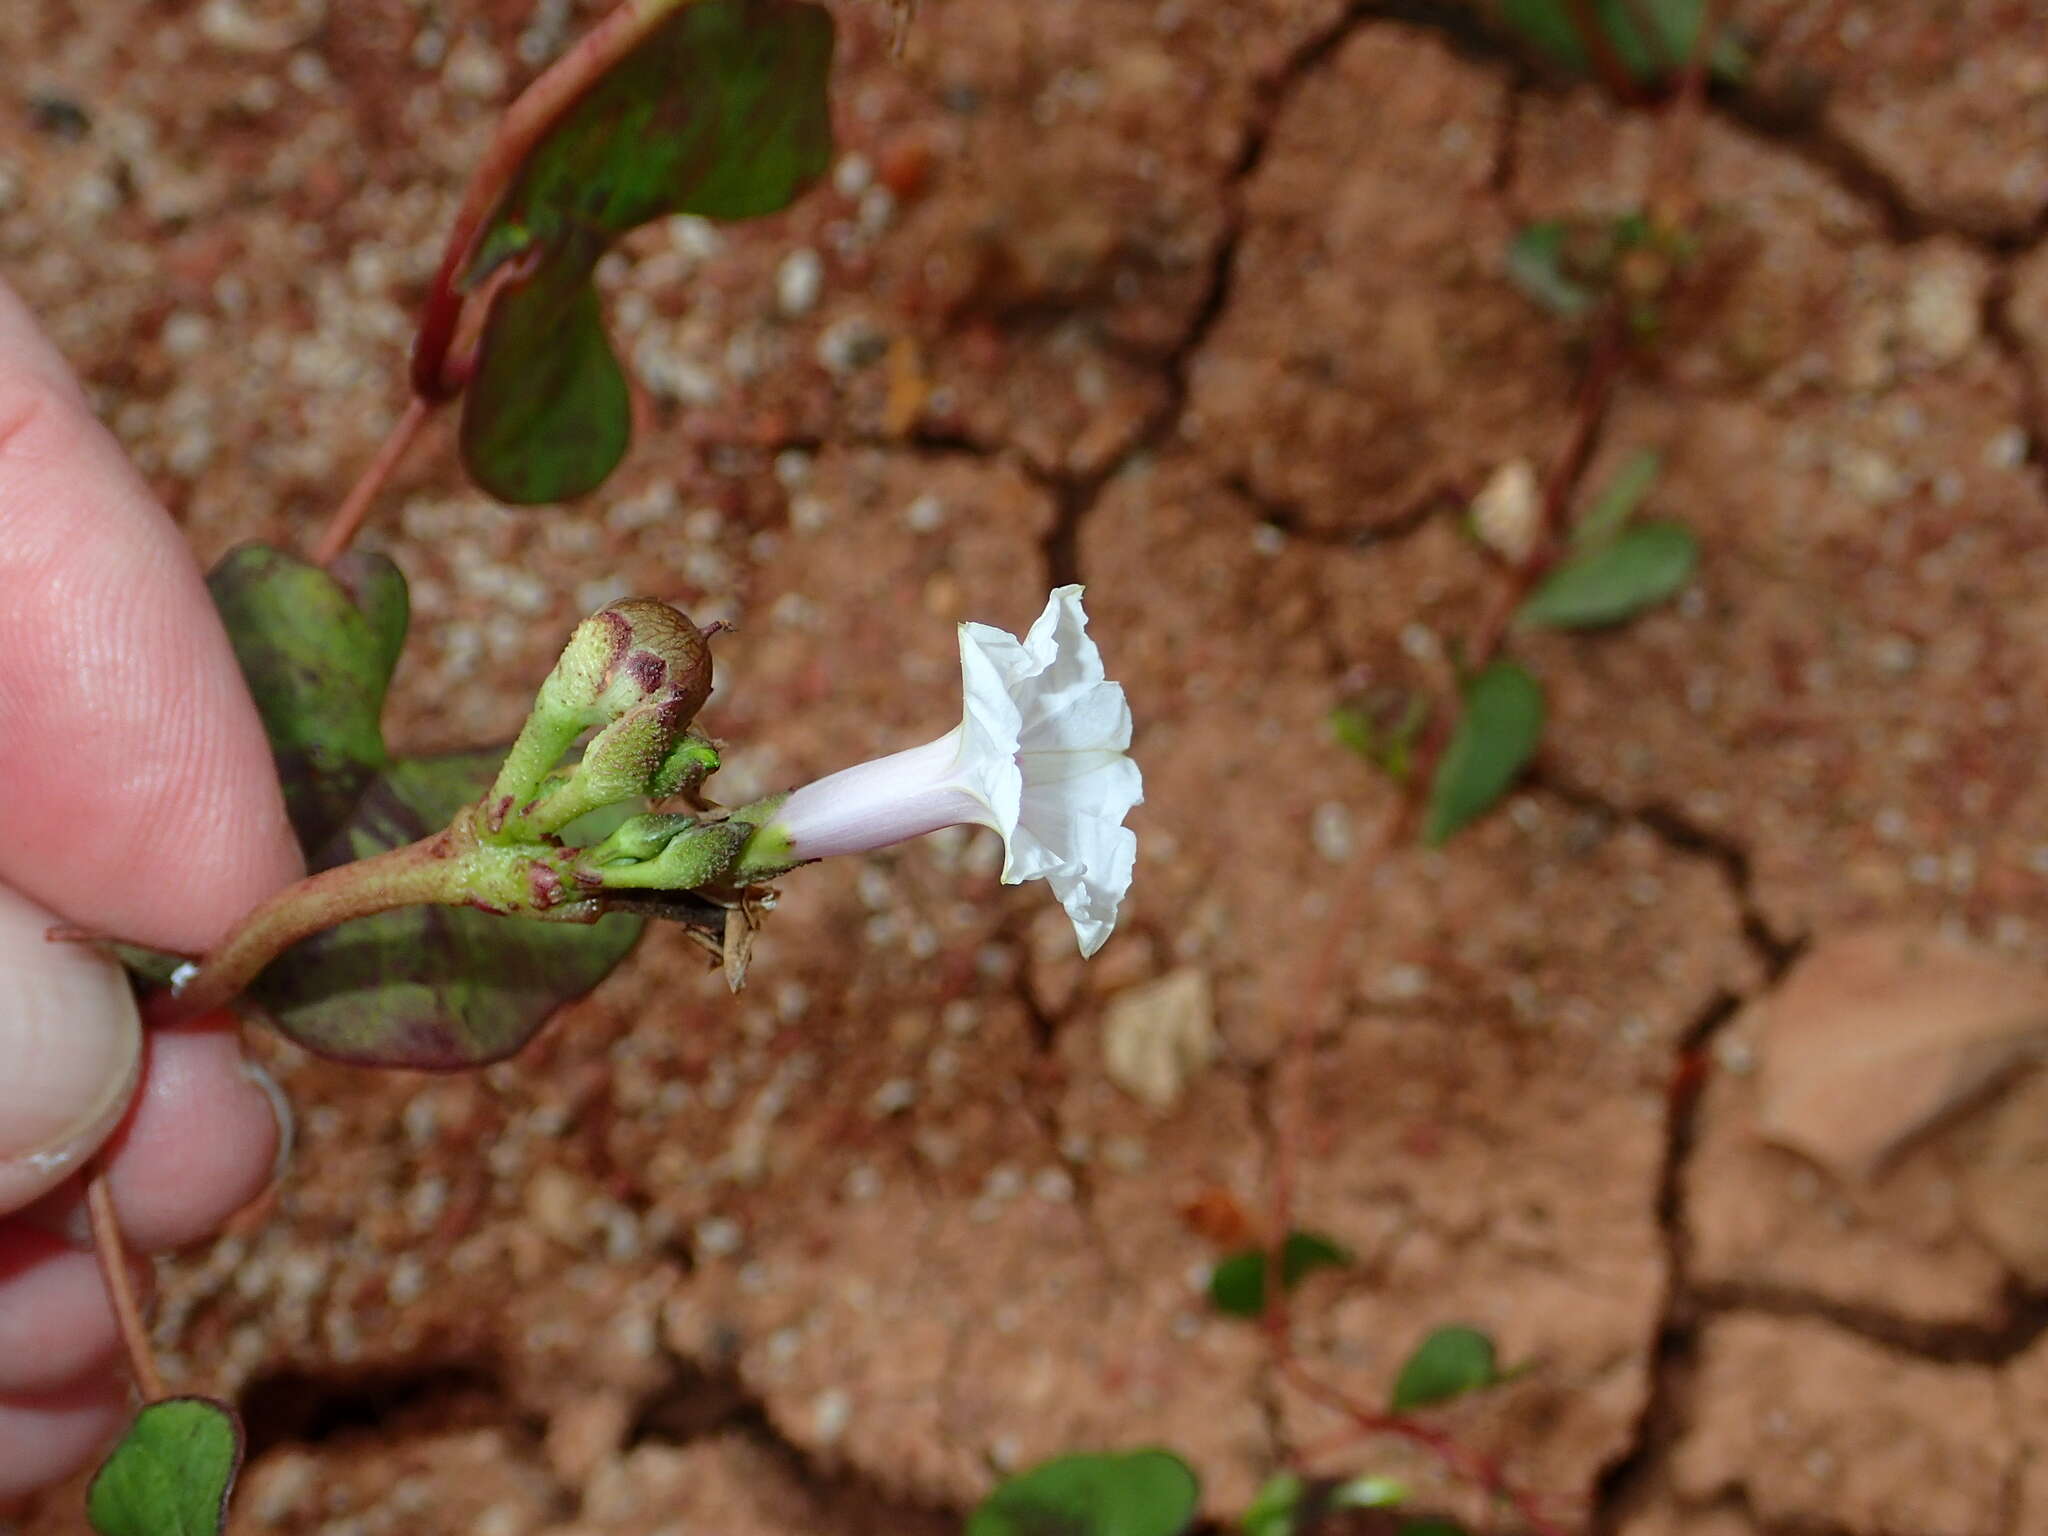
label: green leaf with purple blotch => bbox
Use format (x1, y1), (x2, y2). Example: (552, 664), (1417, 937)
(460, 0), (834, 503)
(208, 544), (405, 850)
(245, 750), (646, 1068)
(207, 544), (654, 1069)
(88, 1398), (242, 1536)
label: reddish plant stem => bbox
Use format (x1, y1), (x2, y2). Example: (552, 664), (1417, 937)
(1647, 0), (1726, 228)
(319, 0), (679, 566)
(307, 395), (433, 569)
(87, 1170), (164, 1403)
(1284, 1361), (1570, 1536)
(158, 835), (461, 1025)
(1260, 792), (1416, 1365)
(1257, 15), (1726, 1525)
(1564, 0), (1642, 102)
(410, 0), (677, 399)
(1464, 316), (1628, 665)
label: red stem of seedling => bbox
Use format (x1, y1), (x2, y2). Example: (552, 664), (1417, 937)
(1464, 320), (1627, 664)
(87, 1169), (165, 1403)
(1283, 1362), (1571, 1536)
(1563, 0), (1643, 101)
(1257, 21), (1724, 1528)
(307, 395), (432, 569)
(409, 0), (679, 399)
(314, 0), (682, 567)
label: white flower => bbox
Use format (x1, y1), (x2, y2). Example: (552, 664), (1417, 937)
(752, 586), (1141, 956)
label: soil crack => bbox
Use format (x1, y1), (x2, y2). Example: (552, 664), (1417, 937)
(1031, 0), (1387, 589)
(631, 1356), (958, 1534)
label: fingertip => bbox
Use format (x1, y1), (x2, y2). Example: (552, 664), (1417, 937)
(0, 1227), (124, 1396)
(99, 1022), (282, 1254)
(0, 1376), (128, 1505)
(0, 278), (303, 953)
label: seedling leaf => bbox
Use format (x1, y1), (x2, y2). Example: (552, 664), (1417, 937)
(1240, 1473), (1306, 1536)
(1389, 1326), (1502, 1413)
(1505, 222), (1596, 318)
(1330, 693), (1429, 782)
(1397, 1523), (1467, 1536)
(1500, 0), (1744, 86)
(1330, 1476), (1407, 1510)
(1571, 448), (1662, 549)
(461, 239), (632, 504)
(209, 545), (402, 850)
(1209, 1230), (1351, 1318)
(459, 0), (834, 504)
(1422, 664), (1544, 846)
(1517, 521), (1698, 630)
(87, 1398), (242, 1536)
(968, 1450), (1201, 1536)
(247, 752), (643, 1068)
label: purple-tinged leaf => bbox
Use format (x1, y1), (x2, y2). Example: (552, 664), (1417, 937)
(246, 751), (646, 1069)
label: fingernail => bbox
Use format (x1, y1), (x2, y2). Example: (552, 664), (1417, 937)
(0, 887), (144, 1211)
(238, 1058), (295, 1185)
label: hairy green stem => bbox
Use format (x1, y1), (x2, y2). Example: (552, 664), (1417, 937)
(162, 836), (468, 1022)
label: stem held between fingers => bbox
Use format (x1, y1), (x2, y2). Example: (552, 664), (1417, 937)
(87, 1170), (164, 1403)
(158, 836), (465, 1023)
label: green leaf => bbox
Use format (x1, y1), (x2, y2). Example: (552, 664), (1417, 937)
(1517, 521), (1698, 630)
(1499, 0), (1738, 86)
(1241, 1473), (1305, 1536)
(1389, 1326), (1502, 1413)
(1282, 1230), (1350, 1285)
(247, 751), (644, 1069)
(208, 545), (401, 850)
(1330, 1475), (1406, 1510)
(969, 1450), (1200, 1536)
(1422, 664), (1544, 846)
(1209, 1231), (1351, 1318)
(460, 0), (834, 504)
(1571, 448), (1662, 549)
(1330, 693), (1429, 782)
(1397, 1522), (1468, 1536)
(460, 239), (632, 503)
(1505, 222), (1596, 318)
(88, 1398), (243, 1536)
(1241, 1472), (1404, 1535)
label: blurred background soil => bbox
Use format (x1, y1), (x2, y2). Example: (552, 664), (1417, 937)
(6, 1), (2048, 1532)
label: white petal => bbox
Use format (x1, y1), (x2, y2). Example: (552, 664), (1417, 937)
(772, 729), (998, 861)
(765, 585), (1139, 958)
(1002, 752), (1144, 884)
(1049, 821), (1137, 959)
(955, 615), (1028, 837)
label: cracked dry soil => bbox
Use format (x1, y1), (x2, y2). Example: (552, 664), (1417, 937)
(8, 1), (2048, 1533)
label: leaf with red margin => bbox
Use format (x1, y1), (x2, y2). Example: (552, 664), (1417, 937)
(88, 1398), (242, 1536)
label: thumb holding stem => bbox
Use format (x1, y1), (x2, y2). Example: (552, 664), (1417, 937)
(0, 885), (141, 1214)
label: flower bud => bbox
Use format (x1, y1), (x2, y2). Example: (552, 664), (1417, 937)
(542, 599), (712, 731)
(487, 599), (716, 823)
